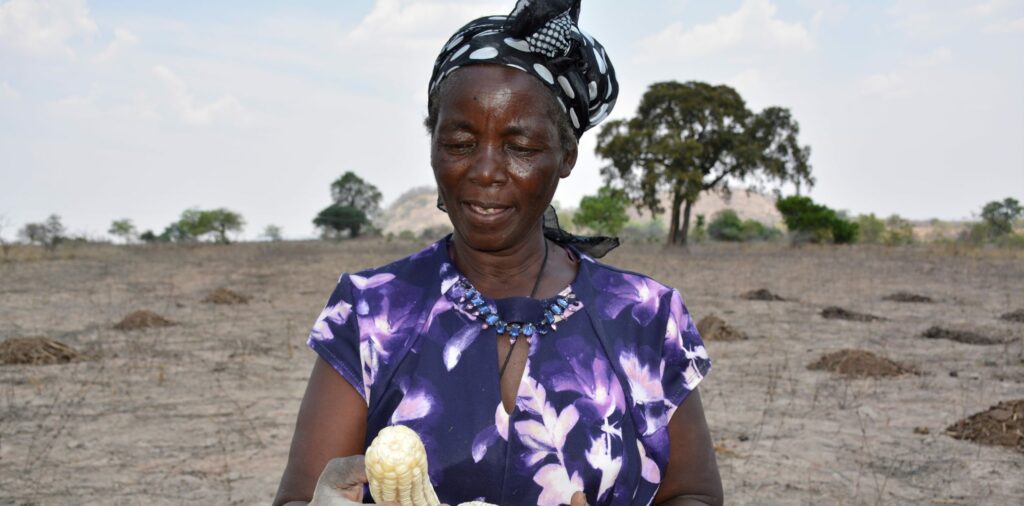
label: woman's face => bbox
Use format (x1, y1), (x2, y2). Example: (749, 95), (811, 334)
(431, 65), (577, 253)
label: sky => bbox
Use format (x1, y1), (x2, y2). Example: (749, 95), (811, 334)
(1, 0), (1022, 240)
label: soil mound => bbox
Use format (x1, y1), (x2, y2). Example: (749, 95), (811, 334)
(741, 288), (785, 301)
(807, 349), (915, 378)
(1000, 309), (1024, 323)
(203, 287), (250, 305)
(821, 306), (883, 322)
(697, 315), (746, 341)
(922, 326), (1002, 345)
(0, 337), (80, 365)
(114, 310), (175, 331)
(946, 400), (1024, 452)
(883, 292), (934, 303)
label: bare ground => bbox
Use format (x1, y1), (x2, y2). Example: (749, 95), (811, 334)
(1, 240), (1022, 505)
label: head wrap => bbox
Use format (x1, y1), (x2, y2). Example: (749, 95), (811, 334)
(429, 0), (621, 257)
(428, 0), (618, 138)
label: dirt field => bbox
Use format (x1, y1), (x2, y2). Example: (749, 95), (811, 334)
(1, 239), (1022, 505)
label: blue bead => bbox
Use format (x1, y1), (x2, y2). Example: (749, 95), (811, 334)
(479, 305), (491, 315)
(550, 304), (563, 315)
(544, 311), (555, 323)
(465, 287), (477, 297)
(485, 314), (500, 325)
(495, 321), (507, 334)
(523, 323), (535, 337)
(509, 324), (521, 338)
(557, 297), (569, 308)
(471, 295), (485, 306)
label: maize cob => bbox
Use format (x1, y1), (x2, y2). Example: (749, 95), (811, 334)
(365, 425), (496, 506)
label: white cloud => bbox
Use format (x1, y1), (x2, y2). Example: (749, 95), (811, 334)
(0, 0), (97, 55)
(968, 0), (1010, 17)
(916, 47), (952, 67)
(152, 65), (249, 126)
(639, 0), (813, 60)
(94, 27), (136, 62)
(0, 81), (19, 100)
(985, 16), (1024, 33)
(341, 0), (501, 51)
(859, 72), (907, 97)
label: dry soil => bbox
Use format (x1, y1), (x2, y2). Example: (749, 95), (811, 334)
(1, 240), (1022, 505)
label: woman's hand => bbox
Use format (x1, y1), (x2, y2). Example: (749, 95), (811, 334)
(309, 455), (399, 506)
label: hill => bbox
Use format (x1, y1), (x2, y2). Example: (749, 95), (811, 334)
(378, 186), (782, 236)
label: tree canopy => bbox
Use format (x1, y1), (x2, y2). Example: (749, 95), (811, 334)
(314, 204), (367, 239)
(19, 214), (65, 251)
(596, 80), (813, 245)
(161, 208), (245, 243)
(331, 171), (382, 219)
(573, 187), (629, 236)
(980, 197), (1022, 237)
(109, 219), (137, 243)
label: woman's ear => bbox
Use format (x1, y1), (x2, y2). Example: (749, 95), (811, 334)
(560, 143), (578, 178)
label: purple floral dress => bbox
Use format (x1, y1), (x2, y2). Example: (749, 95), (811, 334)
(307, 238), (710, 506)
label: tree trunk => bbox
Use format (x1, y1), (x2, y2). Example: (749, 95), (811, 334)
(668, 188), (683, 245)
(680, 198), (694, 246)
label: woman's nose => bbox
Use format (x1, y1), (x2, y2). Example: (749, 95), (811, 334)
(467, 142), (508, 186)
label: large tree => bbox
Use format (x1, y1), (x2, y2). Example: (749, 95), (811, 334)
(596, 81), (814, 245)
(109, 219), (137, 244)
(331, 172), (383, 220)
(169, 208), (245, 243)
(314, 204), (367, 239)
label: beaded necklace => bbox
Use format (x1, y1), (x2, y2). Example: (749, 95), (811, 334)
(452, 240), (584, 378)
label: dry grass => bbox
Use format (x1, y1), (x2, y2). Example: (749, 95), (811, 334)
(1, 238), (1022, 505)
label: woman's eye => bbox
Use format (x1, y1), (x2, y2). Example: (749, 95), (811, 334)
(508, 144), (539, 154)
(441, 141), (474, 153)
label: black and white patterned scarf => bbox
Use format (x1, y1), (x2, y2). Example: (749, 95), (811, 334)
(428, 0), (618, 138)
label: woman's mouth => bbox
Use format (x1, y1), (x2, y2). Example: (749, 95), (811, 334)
(463, 201), (513, 219)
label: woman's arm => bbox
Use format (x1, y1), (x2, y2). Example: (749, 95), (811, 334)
(652, 389), (724, 506)
(274, 357), (369, 506)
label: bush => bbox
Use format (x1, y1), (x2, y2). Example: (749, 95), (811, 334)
(707, 210), (781, 242)
(691, 215), (707, 243)
(856, 214), (885, 244)
(776, 196), (858, 244)
(980, 197), (1022, 237)
(882, 215), (915, 246)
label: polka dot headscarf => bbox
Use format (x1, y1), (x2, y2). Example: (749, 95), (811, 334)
(428, 0), (618, 138)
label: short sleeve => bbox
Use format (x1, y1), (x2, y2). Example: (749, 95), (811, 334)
(660, 289), (711, 410)
(307, 273), (366, 401)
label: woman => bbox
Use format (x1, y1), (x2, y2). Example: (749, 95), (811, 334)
(275, 1), (721, 505)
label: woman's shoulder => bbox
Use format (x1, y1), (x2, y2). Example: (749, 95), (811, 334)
(343, 238), (448, 287)
(579, 253), (678, 299)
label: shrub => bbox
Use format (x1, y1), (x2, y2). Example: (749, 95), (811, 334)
(776, 196), (858, 244)
(856, 214), (885, 244)
(882, 215), (915, 246)
(708, 210), (781, 242)
(980, 197), (1022, 237)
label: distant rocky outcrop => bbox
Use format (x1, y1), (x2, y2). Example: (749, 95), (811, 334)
(377, 186), (782, 237)
(378, 186), (453, 237)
